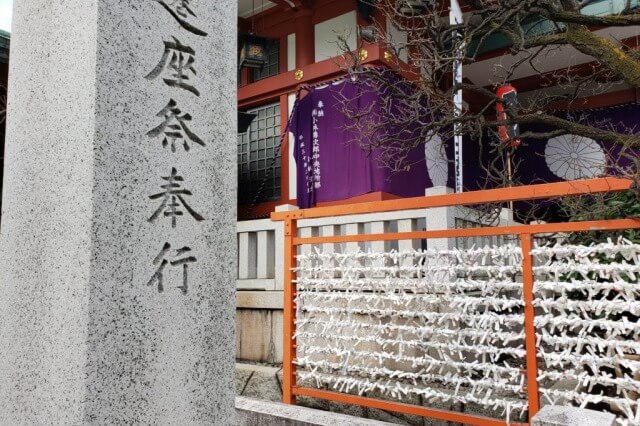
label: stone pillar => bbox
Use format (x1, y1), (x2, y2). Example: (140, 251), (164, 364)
(0, 1), (236, 424)
(424, 186), (456, 251)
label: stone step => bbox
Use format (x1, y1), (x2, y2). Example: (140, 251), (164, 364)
(236, 396), (396, 426)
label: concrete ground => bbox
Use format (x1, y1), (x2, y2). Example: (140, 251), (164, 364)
(235, 362), (498, 426)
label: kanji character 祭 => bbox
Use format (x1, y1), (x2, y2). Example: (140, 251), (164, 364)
(153, 0), (208, 37)
(148, 167), (204, 228)
(147, 242), (197, 294)
(146, 37), (200, 96)
(147, 99), (205, 152)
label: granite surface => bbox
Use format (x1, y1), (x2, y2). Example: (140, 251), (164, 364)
(532, 406), (616, 426)
(236, 396), (396, 426)
(0, 1), (237, 424)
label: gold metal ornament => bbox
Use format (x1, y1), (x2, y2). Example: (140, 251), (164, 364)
(249, 45), (263, 56)
(358, 49), (369, 62)
(294, 69), (304, 81)
(384, 51), (393, 62)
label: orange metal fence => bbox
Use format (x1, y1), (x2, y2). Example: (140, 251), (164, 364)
(271, 177), (639, 426)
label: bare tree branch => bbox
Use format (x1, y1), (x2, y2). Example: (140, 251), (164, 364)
(496, 113), (640, 147)
(333, 0), (639, 201)
(542, 9), (640, 26)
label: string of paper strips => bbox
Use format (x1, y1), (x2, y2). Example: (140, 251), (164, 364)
(532, 238), (640, 426)
(293, 237), (640, 425)
(294, 244), (528, 422)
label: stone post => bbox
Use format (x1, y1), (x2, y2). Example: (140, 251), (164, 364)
(0, 1), (236, 424)
(424, 186), (456, 251)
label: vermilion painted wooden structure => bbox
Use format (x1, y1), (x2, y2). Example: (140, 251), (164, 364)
(238, 0), (640, 218)
(271, 177), (640, 426)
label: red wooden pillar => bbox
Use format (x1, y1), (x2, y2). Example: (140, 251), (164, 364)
(294, 9), (315, 68)
(289, 7), (314, 203)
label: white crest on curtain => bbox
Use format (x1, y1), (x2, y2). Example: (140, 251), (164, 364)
(425, 134), (449, 186)
(544, 134), (606, 180)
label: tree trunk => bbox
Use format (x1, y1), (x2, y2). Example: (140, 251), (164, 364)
(565, 23), (640, 88)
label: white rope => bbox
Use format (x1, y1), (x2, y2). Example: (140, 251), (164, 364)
(538, 332), (640, 355)
(297, 292), (524, 312)
(535, 314), (640, 338)
(296, 358), (526, 393)
(534, 298), (640, 316)
(300, 345), (523, 380)
(296, 318), (524, 344)
(295, 370), (529, 417)
(297, 277), (523, 294)
(532, 264), (640, 281)
(538, 370), (640, 393)
(298, 305), (524, 328)
(534, 280), (640, 300)
(531, 239), (640, 261)
(296, 264), (523, 279)
(296, 331), (526, 360)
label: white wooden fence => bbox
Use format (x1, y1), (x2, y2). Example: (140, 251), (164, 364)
(237, 189), (519, 295)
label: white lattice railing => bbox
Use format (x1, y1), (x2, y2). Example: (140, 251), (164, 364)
(293, 238), (640, 425)
(237, 196), (518, 292)
(236, 201), (517, 365)
(237, 218), (283, 290)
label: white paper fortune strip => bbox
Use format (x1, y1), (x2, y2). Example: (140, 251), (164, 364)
(293, 238), (640, 425)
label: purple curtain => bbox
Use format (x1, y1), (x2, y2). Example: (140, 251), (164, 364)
(461, 103), (639, 192)
(289, 78), (430, 209)
(289, 74), (637, 209)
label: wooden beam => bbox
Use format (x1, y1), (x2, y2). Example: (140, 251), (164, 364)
(272, 177), (633, 220)
(238, 16), (251, 33)
(238, 43), (391, 108)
